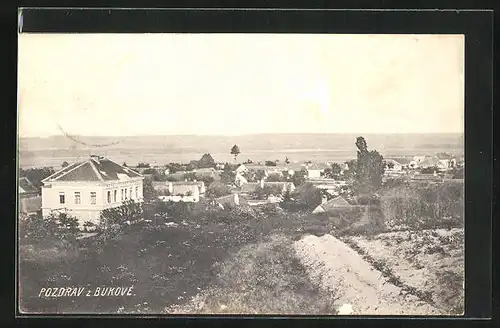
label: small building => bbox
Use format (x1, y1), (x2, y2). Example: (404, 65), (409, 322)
(234, 172), (248, 187)
(153, 180), (206, 196)
(41, 156), (144, 228)
(213, 193), (245, 209)
(305, 163), (328, 179)
(312, 196), (351, 214)
(235, 164), (249, 175)
(19, 177), (40, 199)
(157, 182), (201, 203)
(19, 196), (42, 219)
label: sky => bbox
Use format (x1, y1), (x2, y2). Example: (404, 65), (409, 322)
(18, 33), (464, 138)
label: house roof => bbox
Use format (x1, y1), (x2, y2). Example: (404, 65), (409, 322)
(42, 157), (142, 183)
(215, 194), (247, 207)
(306, 163), (329, 170)
(386, 158), (412, 165)
(19, 177), (38, 194)
(240, 183), (259, 193)
(19, 196), (42, 213)
(321, 196), (351, 211)
(420, 157), (440, 167)
(171, 184), (200, 196)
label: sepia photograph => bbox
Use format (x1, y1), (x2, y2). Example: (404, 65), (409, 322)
(17, 32), (464, 315)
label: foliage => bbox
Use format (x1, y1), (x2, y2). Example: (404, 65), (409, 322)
(266, 173), (283, 182)
(19, 167), (55, 190)
(197, 153), (216, 169)
(142, 177), (158, 202)
(61, 161), (69, 168)
(420, 166), (441, 174)
(353, 136), (385, 194)
(380, 181), (464, 230)
(322, 162), (343, 179)
(291, 168), (307, 187)
(265, 160), (277, 167)
(20, 212), (81, 246)
(230, 145), (241, 161)
(123, 162), (128, 167)
(100, 200), (144, 228)
(206, 181), (232, 198)
(137, 162), (151, 168)
(220, 165), (236, 185)
(451, 167), (464, 179)
(252, 184), (284, 200)
(291, 182), (322, 209)
(183, 172), (198, 181)
(142, 168), (158, 175)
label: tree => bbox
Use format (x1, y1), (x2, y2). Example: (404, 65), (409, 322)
(230, 145), (241, 162)
(292, 182), (322, 209)
(285, 157), (290, 165)
(206, 181), (232, 198)
(265, 161), (277, 167)
(291, 168), (308, 187)
(220, 165), (236, 185)
(198, 153), (216, 169)
(183, 172), (198, 181)
(61, 161), (69, 168)
(353, 136), (385, 194)
(123, 162), (128, 167)
(323, 163), (342, 179)
(142, 177), (158, 202)
(19, 167), (56, 190)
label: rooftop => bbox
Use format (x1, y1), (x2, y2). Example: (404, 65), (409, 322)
(42, 157), (142, 183)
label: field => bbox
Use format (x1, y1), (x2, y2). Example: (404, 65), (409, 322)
(341, 228), (464, 314)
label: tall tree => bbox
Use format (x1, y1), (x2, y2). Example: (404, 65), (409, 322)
(353, 136), (385, 194)
(61, 161), (69, 168)
(230, 145), (241, 163)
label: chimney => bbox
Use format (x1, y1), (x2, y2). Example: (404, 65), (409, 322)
(260, 179), (265, 188)
(168, 182), (173, 194)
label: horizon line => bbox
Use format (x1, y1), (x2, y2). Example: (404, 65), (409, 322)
(19, 132), (465, 139)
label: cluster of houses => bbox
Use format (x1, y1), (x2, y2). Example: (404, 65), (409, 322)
(18, 152), (463, 229)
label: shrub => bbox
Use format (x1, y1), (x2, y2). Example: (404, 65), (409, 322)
(19, 212), (81, 246)
(291, 183), (322, 210)
(206, 181), (232, 198)
(380, 181), (464, 230)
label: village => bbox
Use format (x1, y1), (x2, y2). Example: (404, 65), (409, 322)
(18, 147), (464, 226)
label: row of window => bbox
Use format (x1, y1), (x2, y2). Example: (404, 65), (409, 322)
(59, 191), (95, 205)
(58, 186), (140, 205)
(106, 186), (139, 204)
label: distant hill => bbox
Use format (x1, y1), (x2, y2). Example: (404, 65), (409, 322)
(19, 133), (464, 153)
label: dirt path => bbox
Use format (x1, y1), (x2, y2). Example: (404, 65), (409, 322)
(293, 234), (443, 315)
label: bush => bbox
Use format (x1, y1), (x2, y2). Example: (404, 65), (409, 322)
(206, 181), (232, 198)
(19, 212), (81, 246)
(380, 181), (464, 230)
(291, 182), (322, 210)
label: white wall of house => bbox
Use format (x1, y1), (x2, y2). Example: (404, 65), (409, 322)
(307, 169), (323, 178)
(41, 177), (144, 227)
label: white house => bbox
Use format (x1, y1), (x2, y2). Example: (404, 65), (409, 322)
(157, 182), (201, 203)
(41, 156), (144, 228)
(235, 164), (249, 175)
(306, 163), (328, 179)
(234, 172), (248, 187)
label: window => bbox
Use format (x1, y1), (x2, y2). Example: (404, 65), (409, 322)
(135, 186), (138, 199)
(90, 192), (96, 205)
(59, 192), (65, 204)
(121, 189), (124, 201)
(107, 191), (111, 203)
(130, 187), (133, 199)
(125, 188), (128, 200)
(74, 192), (81, 204)
(113, 190), (117, 202)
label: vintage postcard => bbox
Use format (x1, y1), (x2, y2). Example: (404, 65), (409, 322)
(17, 33), (464, 315)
